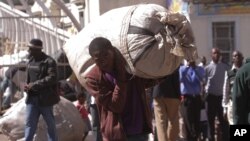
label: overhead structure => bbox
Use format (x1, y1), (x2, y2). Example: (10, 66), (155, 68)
(0, 0), (83, 56)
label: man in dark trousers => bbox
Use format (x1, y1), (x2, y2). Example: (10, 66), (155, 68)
(205, 48), (230, 141)
(179, 60), (205, 141)
(24, 39), (59, 141)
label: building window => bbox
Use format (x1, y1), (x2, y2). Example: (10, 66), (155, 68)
(212, 22), (235, 64)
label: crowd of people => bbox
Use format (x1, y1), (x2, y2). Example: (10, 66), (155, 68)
(0, 37), (249, 141)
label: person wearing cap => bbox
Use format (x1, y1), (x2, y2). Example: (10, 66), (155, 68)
(24, 38), (59, 141)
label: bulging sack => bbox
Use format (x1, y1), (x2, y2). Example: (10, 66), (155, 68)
(63, 4), (197, 87)
(0, 97), (85, 141)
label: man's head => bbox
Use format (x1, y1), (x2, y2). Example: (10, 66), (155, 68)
(211, 48), (221, 63)
(232, 50), (243, 67)
(27, 39), (43, 59)
(200, 56), (207, 66)
(186, 59), (196, 68)
(89, 37), (115, 73)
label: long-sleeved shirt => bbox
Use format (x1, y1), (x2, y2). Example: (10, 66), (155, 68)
(222, 65), (239, 108)
(205, 61), (230, 96)
(179, 65), (205, 95)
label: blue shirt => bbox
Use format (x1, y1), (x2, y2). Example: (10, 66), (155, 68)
(179, 65), (205, 95)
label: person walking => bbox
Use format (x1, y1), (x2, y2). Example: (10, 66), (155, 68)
(152, 68), (181, 141)
(84, 37), (157, 141)
(222, 51), (243, 125)
(179, 59), (205, 141)
(24, 38), (59, 141)
(205, 48), (230, 141)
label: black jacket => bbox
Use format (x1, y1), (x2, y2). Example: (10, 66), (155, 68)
(26, 52), (59, 106)
(152, 68), (181, 99)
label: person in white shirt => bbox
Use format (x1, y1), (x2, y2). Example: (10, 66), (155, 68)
(222, 51), (243, 125)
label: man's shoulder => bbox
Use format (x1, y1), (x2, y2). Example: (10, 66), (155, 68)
(179, 65), (187, 70)
(45, 55), (56, 62)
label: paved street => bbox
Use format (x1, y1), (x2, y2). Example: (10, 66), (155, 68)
(0, 132), (95, 141)
(0, 131), (154, 141)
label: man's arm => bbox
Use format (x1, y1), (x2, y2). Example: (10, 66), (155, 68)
(27, 57), (57, 91)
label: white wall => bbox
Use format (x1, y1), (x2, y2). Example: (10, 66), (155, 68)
(190, 7), (250, 62)
(238, 16), (250, 59)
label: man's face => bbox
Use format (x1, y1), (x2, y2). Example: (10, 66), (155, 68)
(28, 48), (42, 58)
(91, 48), (115, 73)
(211, 48), (221, 63)
(232, 51), (243, 66)
(187, 60), (195, 67)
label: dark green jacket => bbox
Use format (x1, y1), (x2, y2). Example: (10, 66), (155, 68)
(233, 58), (250, 124)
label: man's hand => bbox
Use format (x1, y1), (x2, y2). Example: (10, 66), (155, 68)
(24, 83), (33, 92)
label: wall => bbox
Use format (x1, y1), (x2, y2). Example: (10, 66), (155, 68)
(190, 4), (250, 62)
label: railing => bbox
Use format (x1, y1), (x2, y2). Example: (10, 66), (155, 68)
(0, 2), (71, 56)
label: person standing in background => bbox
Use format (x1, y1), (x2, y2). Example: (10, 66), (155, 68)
(198, 56), (209, 141)
(152, 68), (181, 141)
(205, 48), (230, 141)
(222, 51), (243, 125)
(179, 59), (205, 141)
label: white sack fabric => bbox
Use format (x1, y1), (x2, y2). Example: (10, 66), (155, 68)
(0, 97), (85, 141)
(63, 4), (197, 86)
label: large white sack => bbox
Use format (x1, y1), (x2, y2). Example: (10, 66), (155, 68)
(0, 96), (85, 141)
(63, 4), (197, 86)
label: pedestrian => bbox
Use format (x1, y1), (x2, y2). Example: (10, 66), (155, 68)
(74, 92), (92, 141)
(198, 56), (209, 141)
(232, 57), (250, 125)
(222, 51), (243, 125)
(179, 59), (205, 141)
(152, 68), (181, 141)
(24, 38), (59, 141)
(205, 48), (230, 141)
(84, 37), (157, 141)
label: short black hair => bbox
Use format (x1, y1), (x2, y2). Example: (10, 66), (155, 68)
(89, 37), (113, 55)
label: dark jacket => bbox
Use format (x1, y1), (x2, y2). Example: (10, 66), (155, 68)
(26, 52), (59, 106)
(233, 58), (250, 124)
(152, 68), (181, 99)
